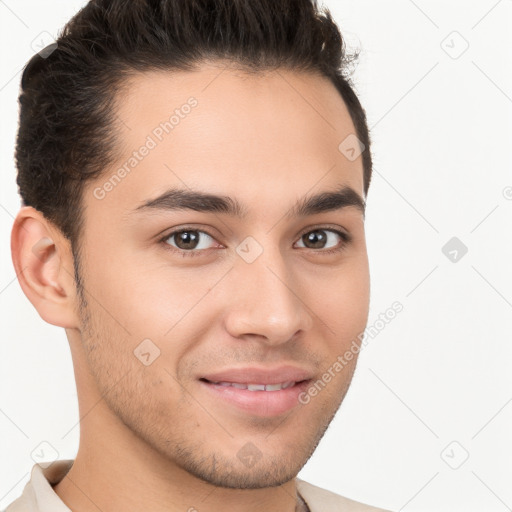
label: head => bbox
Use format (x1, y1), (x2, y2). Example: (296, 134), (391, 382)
(12, 0), (373, 490)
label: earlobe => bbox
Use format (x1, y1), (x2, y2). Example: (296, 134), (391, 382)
(10, 206), (80, 329)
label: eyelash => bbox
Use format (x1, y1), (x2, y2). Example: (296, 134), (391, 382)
(158, 226), (352, 258)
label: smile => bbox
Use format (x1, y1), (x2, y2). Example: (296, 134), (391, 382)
(204, 380), (298, 391)
(199, 378), (312, 416)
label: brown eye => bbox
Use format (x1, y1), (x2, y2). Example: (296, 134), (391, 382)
(296, 229), (345, 250)
(164, 230), (215, 251)
(301, 230), (327, 249)
(174, 231), (199, 249)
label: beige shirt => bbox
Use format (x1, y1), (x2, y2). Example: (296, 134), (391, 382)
(3, 460), (391, 512)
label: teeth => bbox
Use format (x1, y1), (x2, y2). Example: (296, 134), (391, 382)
(210, 381), (296, 391)
(247, 383), (265, 391)
(264, 383), (285, 391)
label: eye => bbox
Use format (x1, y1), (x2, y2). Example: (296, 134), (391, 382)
(294, 228), (350, 253)
(161, 229), (219, 257)
(159, 226), (351, 258)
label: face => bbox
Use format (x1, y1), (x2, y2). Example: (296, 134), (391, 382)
(74, 63), (370, 489)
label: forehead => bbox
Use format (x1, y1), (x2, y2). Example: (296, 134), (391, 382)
(86, 64), (364, 218)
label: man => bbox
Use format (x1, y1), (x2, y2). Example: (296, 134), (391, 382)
(6, 0), (391, 510)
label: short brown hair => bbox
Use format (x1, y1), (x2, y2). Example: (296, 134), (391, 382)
(16, 0), (373, 256)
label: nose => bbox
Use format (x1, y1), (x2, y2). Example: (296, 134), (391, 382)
(223, 246), (314, 346)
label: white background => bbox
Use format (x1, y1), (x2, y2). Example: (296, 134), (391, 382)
(1, 1), (511, 511)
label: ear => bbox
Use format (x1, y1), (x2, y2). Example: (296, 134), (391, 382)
(10, 206), (80, 328)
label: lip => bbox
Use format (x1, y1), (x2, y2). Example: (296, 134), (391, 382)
(198, 365), (314, 417)
(200, 365), (314, 385)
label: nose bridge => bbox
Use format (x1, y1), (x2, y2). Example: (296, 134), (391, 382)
(224, 241), (313, 343)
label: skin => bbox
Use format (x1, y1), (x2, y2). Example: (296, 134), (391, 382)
(11, 62), (370, 512)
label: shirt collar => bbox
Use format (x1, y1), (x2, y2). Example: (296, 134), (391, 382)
(28, 460), (73, 512)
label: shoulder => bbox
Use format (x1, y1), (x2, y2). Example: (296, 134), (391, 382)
(296, 478), (393, 512)
(3, 460), (73, 512)
(2, 485), (37, 512)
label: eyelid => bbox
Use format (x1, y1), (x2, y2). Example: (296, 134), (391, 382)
(296, 223), (351, 241)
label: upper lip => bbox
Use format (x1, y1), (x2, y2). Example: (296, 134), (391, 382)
(200, 365), (314, 385)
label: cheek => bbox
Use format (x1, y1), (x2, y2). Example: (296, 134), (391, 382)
(83, 248), (202, 334)
(309, 259), (370, 339)
(81, 256), (229, 380)
(78, 287), (179, 407)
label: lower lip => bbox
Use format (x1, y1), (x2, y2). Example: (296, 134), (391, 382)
(199, 379), (312, 417)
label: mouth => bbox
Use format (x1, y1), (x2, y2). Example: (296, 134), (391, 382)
(198, 377), (312, 417)
(200, 378), (302, 391)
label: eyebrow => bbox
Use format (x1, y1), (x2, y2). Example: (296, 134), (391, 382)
(131, 184), (365, 219)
